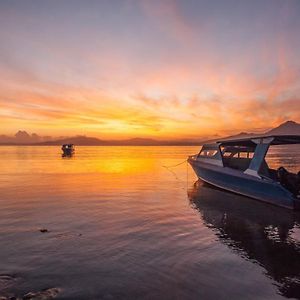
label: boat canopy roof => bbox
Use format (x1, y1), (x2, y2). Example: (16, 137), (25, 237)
(217, 135), (300, 147)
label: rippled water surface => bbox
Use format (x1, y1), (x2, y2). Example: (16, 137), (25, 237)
(0, 145), (300, 299)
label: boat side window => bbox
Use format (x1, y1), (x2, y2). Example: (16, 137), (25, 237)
(221, 146), (255, 171)
(227, 151), (254, 158)
(238, 152), (254, 158)
(223, 151), (232, 157)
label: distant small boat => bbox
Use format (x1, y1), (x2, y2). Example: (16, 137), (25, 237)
(188, 135), (300, 209)
(62, 144), (75, 156)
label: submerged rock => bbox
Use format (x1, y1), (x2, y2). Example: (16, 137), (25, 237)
(0, 274), (17, 289)
(0, 274), (60, 300)
(23, 288), (61, 300)
(39, 229), (48, 233)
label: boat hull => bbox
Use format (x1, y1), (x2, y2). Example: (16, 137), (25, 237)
(188, 158), (297, 209)
(62, 149), (74, 156)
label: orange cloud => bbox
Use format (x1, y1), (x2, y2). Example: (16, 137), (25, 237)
(1, 0), (300, 139)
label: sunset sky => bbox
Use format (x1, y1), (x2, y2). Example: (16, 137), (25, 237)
(1, 0), (300, 140)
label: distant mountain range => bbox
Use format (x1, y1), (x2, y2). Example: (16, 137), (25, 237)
(1, 120), (300, 146)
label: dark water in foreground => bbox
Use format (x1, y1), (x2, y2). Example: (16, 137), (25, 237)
(0, 145), (300, 299)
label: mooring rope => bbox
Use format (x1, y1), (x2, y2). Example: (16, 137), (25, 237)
(162, 159), (187, 169)
(162, 159), (189, 191)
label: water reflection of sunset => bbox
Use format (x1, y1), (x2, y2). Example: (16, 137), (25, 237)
(1, 147), (300, 299)
(0, 146), (198, 195)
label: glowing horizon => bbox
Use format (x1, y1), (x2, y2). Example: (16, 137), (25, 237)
(1, 0), (300, 140)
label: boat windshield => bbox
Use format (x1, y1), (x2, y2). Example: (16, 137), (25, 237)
(199, 149), (218, 157)
(198, 144), (220, 159)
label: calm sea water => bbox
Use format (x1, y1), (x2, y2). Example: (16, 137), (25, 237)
(0, 145), (300, 299)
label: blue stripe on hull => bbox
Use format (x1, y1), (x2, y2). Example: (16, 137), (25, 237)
(188, 160), (295, 209)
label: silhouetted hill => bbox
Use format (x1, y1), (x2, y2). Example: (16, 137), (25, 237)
(39, 136), (107, 146)
(265, 121), (300, 135)
(0, 131), (53, 145)
(201, 120), (300, 144)
(204, 131), (256, 143)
